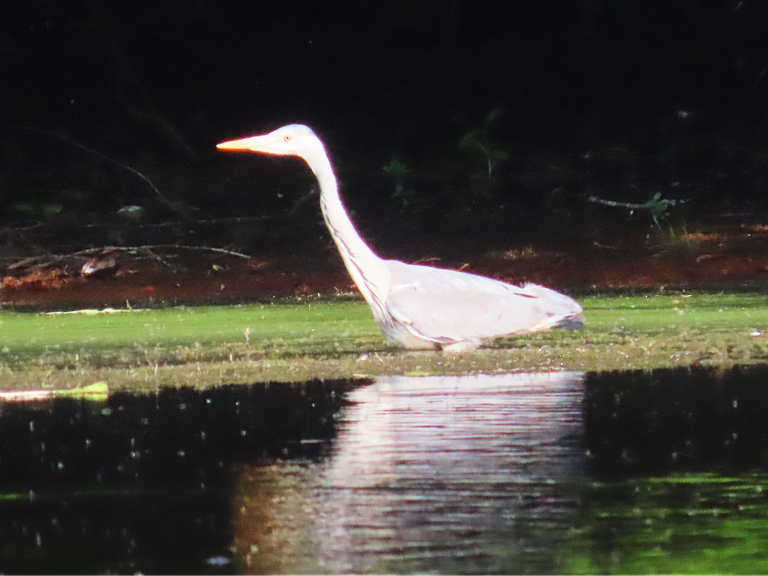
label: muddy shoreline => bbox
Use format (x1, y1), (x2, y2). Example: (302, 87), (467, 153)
(3, 218), (768, 310)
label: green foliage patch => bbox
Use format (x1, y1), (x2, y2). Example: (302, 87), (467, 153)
(561, 473), (768, 574)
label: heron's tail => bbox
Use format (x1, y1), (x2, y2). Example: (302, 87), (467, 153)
(520, 283), (584, 332)
(555, 312), (585, 330)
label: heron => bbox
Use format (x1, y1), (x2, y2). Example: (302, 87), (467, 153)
(217, 124), (584, 354)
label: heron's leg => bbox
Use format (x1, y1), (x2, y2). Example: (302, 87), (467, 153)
(441, 341), (479, 355)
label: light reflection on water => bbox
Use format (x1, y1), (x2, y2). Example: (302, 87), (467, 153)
(233, 372), (586, 574)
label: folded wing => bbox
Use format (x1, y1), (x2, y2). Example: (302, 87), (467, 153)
(385, 260), (583, 346)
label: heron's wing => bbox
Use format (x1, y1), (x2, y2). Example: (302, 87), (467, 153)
(384, 261), (582, 345)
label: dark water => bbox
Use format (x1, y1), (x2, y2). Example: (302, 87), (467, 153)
(0, 380), (357, 574)
(3, 366), (768, 573)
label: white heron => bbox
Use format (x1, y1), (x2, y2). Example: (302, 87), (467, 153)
(217, 124), (584, 354)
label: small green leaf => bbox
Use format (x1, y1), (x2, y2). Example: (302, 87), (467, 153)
(12, 203), (36, 215)
(42, 204), (63, 216)
(383, 156), (410, 176)
(484, 107), (505, 127)
(458, 130), (483, 150)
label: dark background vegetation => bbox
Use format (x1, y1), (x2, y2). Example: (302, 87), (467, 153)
(2, 0), (768, 265)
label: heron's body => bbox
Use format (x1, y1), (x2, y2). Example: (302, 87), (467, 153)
(218, 124), (583, 353)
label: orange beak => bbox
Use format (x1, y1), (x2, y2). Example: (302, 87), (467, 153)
(217, 125), (311, 157)
(216, 136), (261, 151)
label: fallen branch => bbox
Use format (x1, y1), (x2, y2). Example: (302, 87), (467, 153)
(587, 194), (687, 211)
(66, 215), (271, 230)
(587, 196), (650, 210)
(7, 244), (254, 272)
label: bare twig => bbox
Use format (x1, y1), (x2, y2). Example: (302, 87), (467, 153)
(6, 245), (253, 272)
(587, 196), (650, 210)
(139, 247), (174, 268)
(22, 126), (187, 218)
(64, 215), (271, 230)
(587, 195), (687, 211)
(287, 188), (319, 217)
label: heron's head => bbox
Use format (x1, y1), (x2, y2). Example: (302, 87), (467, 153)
(217, 124), (321, 160)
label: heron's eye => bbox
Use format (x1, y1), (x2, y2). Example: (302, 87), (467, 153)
(284, 135), (292, 142)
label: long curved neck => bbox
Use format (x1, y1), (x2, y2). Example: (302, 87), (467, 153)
(303, 143), (391, 317)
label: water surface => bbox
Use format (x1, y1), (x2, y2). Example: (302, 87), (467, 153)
(3, 366), (768, 573)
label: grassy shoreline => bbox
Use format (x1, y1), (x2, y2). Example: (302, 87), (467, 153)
(1, 293), (767, 391)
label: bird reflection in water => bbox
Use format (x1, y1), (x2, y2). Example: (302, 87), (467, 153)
(231, 371), (585, 574)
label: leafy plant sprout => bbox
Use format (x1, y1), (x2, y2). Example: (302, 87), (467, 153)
(644, 192), (672, 232)
(383, 155), (416, 205)
(459, 110), (510, 179)
(642, 192), (690, 244)
(587, 192), (688, 243)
